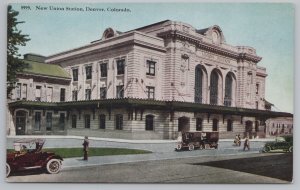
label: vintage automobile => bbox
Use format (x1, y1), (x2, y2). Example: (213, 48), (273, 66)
(175, 131), (219, 151)
(262, 136), (293, 153)
(6, 138), (63, 177)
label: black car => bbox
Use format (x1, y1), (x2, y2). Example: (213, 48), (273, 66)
(262, 136), (293, 153)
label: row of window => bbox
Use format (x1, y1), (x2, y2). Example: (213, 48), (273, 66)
(72, 60), (156, 81)
(71, 114), (155, 131)
(195, 118), (233, 132)
(72, 86), (155, 101)
(34, 86), (66, 102)
(35, 112), (65, 131)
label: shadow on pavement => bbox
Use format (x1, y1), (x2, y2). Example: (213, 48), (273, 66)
(192, 153), (293, 182)
(9, 168), (46, 177)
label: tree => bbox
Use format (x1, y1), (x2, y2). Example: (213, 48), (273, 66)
(7, 5), (30, 98)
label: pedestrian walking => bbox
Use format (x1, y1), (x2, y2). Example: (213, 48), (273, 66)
(243, 136), (250, 151)
(82, 136), (89, 160)
(238, 134), (241, 146)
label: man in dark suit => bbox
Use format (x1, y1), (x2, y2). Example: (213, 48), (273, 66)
(83, 136), (89, 160)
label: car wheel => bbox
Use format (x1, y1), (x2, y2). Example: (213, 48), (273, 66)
(263, 146), (271, 153)
(46, 159), (61, 174)
(199, 144), (205, 150)
(176, 144), (182, 151)
(6, 163), (11, 177)
(288, 146), (293, 153)
(205, 144), (210, 150)
(188, 144), (194, 151)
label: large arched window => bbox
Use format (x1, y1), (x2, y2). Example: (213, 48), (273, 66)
(210, 70), (219, 105)
(224, 74), (233, 106)
(195, 65), (203, 103)
(145, 115), (154, 131)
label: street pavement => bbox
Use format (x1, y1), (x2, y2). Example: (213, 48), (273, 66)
(7, 136), (273, 169)
(6, 152), (291, 183)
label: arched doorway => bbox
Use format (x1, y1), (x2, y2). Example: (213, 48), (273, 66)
(16, 110), (27, 135)
(178, 117), (190, 132)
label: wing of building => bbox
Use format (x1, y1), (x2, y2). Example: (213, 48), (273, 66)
(7, 20), (293, 139)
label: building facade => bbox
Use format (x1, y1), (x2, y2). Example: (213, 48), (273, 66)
(7, 20), (292, 139)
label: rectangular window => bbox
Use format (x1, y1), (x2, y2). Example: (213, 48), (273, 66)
(146, 60), (156, 76)
(85, 89), (91, 100)
(72, 68), (78, 81)
(47, 87), (53, 102)
(59, 113), (65, 130)
(100, 63), (107, 77)
(146, 86), (155, 99)
(100, 87), (107, 99)
(116, 59), (125, 75)
(16, 83), (21, 100)
(256, 83), (259, 95)
(115, 114), (123, 130)
(35, 86), (41, 101)
(72, 90), (78, 101)
(85, 114), (91, 128)
(227, 119), (233, 132)
(22, 84), (27, 100)
(116, 85), (124, 98)
(34, 112), (41, 131)
(145, 115), (154, 131)
(213, 119), (218, 131)
(196, 118), (203, 131)
(256, 101), (259, 109)
(99, 114), (106, 129)
(86, 66), (92, 80)
(46, 112), (52, 131)
(72, 115), (77, 128)
(60, 88), (65, 102)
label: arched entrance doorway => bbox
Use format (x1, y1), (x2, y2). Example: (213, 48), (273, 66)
(16, 110), (27, 135)
(178, 117), (190, 132)
(245, 120), (253, 137)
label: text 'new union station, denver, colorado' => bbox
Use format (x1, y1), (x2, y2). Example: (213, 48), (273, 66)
(7, 20), (293, 139)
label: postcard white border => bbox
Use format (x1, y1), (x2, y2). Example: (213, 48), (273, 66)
(0, 0), (298, 190)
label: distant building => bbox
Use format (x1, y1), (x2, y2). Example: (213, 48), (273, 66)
(7, 20), (292, 139)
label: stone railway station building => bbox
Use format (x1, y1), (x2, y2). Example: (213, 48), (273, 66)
(7, 20), (293, 139)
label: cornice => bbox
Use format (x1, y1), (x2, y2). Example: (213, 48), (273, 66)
(47, 35), (166, 64)
(157, 30), (262, 63)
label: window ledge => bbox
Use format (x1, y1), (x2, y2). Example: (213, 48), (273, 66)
(146, 75), (156, 79)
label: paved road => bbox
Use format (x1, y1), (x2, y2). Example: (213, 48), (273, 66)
(6, 153), (292, 183)
(7, 137), (267, 153)
(7, 137), (269, 169)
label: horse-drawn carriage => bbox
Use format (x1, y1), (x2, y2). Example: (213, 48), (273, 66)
(175, 131), (219, 151)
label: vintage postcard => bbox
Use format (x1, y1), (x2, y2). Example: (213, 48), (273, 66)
(6, 3), (294, 183)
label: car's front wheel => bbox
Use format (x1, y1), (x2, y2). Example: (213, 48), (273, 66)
(188, 144), (195, 151)
(288, 146), (293, 153)
(263, 146), (271, 153)
(46, 159), (61, 174)
(6, 163), (11, 177)
(176, 144), (182, 151)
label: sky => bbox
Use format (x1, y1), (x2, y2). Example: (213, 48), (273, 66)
(10, 3), (294, 113)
